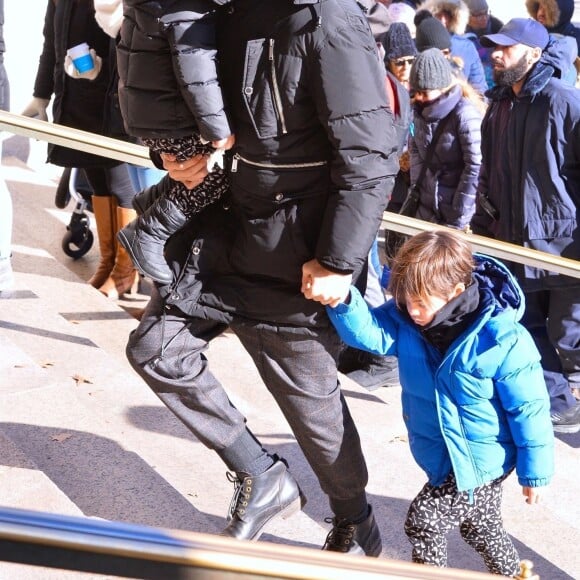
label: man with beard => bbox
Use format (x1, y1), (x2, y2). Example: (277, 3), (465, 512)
(472, 18), (580, 433)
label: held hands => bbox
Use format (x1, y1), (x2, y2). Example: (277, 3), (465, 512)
(21, 97), (50, 121)
(301, 259), (352, 308)
(64, 49), (102, 81)
(522, 486), (546, 505)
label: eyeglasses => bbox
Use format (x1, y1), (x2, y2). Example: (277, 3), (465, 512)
(470, 10), (490, 18)
(392, 57), (415, 67)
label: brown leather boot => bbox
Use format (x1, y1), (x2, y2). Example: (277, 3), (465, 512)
(98, 207), (140, 300)
(88, 196), (117, 288)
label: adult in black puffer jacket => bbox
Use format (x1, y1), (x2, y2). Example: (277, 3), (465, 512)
(126, 0), (399, 554)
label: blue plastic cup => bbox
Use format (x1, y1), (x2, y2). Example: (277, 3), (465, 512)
(67, 43), (94, 74)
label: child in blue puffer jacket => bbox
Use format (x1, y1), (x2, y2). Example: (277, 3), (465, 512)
(326, 229), (554, 576)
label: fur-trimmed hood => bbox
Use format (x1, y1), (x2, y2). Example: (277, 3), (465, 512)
(418, 0), (470, 34)
(525, 0), (575, 31)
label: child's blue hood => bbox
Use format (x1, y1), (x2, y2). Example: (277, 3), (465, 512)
(473, 254), (525, 321)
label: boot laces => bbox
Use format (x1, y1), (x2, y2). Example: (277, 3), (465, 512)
(324, 517), (355, 551)
(226, 471), (253, 520)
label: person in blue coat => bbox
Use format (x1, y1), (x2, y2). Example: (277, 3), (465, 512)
(326, 229), (554, 575)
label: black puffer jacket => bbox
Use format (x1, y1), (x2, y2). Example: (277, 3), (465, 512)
(33, 0), (119, 168)
(117, 0), (231, 141)
(156, 0), (399, 327)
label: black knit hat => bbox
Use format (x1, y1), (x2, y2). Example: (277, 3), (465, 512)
(415, 16), (452, 52)
(382, 23), (418, 61)
(410, 47), (454, 91)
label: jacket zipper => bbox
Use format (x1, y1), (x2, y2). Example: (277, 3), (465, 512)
(231, 153), (327, 173)
(268, 39), (287, 135)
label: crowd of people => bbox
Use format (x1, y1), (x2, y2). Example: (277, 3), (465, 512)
(1, 0), (579, 576)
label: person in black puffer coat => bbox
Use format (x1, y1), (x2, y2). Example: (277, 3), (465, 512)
(115, 0), (235, 285)
(126, 0), (399, 555)
(21, 0), (139, 300)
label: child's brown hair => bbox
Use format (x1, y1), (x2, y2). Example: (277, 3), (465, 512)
(388, 230), (474, 308)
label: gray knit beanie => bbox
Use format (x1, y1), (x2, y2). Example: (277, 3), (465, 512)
(382, 23), (418, 60)
(409, 48), (453, 91)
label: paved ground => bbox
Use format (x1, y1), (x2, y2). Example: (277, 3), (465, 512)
(0, 136), (578, 579)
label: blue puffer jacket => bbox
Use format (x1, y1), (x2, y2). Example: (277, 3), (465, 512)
(327, 255), (554, 492)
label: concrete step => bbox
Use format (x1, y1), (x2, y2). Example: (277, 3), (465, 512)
(1, 152), (579, 579)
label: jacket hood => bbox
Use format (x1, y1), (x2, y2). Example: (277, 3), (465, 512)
(541, 33), (578, 74)
(419, 0), (470, 34)
(473, 254), (525, 321)
(525, 0), (575, 31)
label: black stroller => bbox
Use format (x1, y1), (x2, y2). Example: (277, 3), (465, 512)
(56, 167), (95, 259)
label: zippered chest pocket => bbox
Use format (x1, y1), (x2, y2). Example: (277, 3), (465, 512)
(243, 38), (298, 139)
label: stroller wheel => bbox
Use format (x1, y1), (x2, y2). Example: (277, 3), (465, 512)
(62, 227), (94, 259)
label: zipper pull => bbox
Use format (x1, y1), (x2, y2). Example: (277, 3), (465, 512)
(268, 38), (274, 61)
(231, 153), (239, 173)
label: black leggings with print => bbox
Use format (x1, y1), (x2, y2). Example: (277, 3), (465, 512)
(404, 472), (520, 576)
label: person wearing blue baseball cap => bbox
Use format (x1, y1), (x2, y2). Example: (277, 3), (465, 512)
(479, 17), (550, 50)
(472, 18), (580, 434)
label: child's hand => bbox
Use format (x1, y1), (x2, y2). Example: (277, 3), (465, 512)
(212, 135), (235, 151)
(522, 486), (545, 504)
(161, 152), (208, 190)
(301, 259), (352, 307)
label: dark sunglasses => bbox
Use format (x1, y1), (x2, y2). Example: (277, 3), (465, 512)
(392, 57), (415, 67)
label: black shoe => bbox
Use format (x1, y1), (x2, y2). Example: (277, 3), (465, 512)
(220, 456), (306, 541)
(345, 354), (400, 391)
(322, 505), (382, 557)
(551, 402), (580, 434)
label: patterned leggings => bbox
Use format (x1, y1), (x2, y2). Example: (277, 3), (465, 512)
(404, 472), (520, 576)
(142, 135), (229, 219)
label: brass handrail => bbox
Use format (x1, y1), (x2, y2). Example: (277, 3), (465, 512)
(0, 506), (497, 579)
(0, 110), (154, 167)
(381, 212), (580, 279)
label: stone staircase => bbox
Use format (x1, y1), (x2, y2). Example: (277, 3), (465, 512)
(0, 153), (578, 579)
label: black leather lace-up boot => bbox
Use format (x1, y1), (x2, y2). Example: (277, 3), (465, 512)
(220, 456), (306, 541)
(322, 505), (382, 557)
